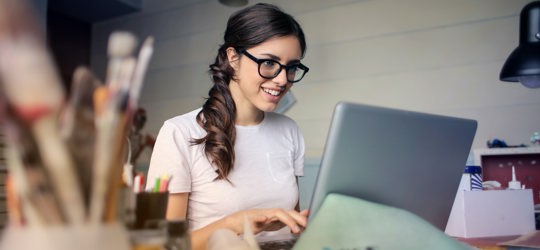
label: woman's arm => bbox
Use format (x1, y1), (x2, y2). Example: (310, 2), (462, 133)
(166, 193), (308, 250)
(166, 193), (188, 220)
(166, 192), (232, 250)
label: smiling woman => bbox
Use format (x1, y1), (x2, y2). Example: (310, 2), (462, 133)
(145, 3), (310, 250)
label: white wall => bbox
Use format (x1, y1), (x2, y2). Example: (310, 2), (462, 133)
(91, 0), (540, 166)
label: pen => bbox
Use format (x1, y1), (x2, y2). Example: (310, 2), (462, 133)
(153, 177), (161, 193)
(133, 175), (140, 193)
(133, 173), (145, 193)
(159, 175), (169, 192)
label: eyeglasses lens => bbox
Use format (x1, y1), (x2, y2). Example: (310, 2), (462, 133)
(258, 61), (305, 83)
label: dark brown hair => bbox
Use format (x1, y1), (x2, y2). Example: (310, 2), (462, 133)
(192, 3), (306, 181)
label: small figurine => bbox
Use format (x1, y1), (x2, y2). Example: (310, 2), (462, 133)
(128, 108), (156, 165)
(123, 108), (156, 186)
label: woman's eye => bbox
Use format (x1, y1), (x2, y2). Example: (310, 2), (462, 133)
(287, 65), (299, 72)
(261, 60), (277, 67)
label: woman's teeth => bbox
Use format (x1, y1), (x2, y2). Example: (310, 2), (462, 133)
(263, 88), (281, 96)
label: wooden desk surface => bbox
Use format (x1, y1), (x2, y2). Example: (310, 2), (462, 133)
(456, 231), (540, 250)
(455, 235), (525, 250)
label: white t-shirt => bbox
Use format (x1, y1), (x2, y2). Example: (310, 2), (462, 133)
(146, 108), (305, 231)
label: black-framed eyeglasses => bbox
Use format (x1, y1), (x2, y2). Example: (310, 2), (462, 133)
(238, 48), (309, 83)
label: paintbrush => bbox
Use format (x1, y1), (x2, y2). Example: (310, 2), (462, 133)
(129, 36), (154, 109)
(89, 86), (119, 223)
(103, 58), (138, 222)
(0, 103), (65, 226)
(60, 66), (102, 210)
(103, 36), (155, 222)
(89, 31), (137, 223)
(106, 31), (137, 91)
(0, 41), (86, 225)
(2, 123), (48, 226)
(0, 0), (85, 225)
(0, 0), (44, 41)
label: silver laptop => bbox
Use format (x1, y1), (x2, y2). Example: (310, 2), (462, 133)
(259, 102), (477, 249)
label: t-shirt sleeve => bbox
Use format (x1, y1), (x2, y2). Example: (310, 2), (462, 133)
(293, 123), (305, 177)
(146, 120), (192, 193)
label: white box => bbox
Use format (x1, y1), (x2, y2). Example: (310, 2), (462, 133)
(445, 189), (536, 238)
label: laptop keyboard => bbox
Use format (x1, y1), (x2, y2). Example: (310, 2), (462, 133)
(258, 237), (298, 250)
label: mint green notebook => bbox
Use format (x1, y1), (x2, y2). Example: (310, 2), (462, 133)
(293, 193), (472, 250)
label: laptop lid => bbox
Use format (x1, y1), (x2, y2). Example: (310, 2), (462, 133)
(308, 102), (477, 230)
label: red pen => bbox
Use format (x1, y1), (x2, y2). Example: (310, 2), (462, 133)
(133, 173), (145, 193)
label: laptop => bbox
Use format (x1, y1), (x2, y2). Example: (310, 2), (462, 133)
(258, 102), (477, 249)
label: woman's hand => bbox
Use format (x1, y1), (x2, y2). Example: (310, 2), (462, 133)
(226, 208), (309, 235)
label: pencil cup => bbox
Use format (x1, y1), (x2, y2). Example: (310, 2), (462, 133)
(134, 191), (169, 229)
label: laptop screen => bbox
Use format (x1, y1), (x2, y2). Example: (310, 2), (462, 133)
(307, 102), (477, 230)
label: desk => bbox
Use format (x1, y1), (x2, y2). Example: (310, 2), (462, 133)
(457, 236), (521, 250)
(457, 231), (540, 250)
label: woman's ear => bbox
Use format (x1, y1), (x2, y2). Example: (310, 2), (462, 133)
(226, 47), (240, 70)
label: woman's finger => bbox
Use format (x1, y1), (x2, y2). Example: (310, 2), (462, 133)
(252, 214), (268, 224)
(244, 208), (309, 234)
(284, 210), (308, 228)
(269, 209), (304, 233)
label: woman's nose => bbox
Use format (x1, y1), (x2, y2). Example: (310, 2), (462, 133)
(273, 68), (289, 86)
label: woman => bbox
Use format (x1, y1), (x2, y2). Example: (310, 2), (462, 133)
(146, 3), (310, 249)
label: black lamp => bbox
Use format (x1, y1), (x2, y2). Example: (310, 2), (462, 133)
(500, 1), (540, 88)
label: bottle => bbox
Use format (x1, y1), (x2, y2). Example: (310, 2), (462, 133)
(508, 166), (522, 190)
(463, 165), (482, 191)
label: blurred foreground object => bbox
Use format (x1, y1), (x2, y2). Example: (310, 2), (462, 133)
(0, 0), (84, 226)
(0, 0), (154, 232)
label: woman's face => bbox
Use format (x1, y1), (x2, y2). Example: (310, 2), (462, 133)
(228, 35), (303, 113)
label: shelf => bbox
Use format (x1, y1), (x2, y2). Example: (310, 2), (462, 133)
(473, 147), (540, 205)
(473, 147), (540, 166)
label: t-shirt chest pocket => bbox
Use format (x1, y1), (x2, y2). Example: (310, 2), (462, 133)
(266, 151), (294, 183)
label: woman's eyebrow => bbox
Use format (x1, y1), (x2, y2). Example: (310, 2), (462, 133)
(260, 53), (301, 64)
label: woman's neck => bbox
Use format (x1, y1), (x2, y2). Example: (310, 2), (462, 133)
(235, 106), (264, 126)
(229, 80), (265, 126)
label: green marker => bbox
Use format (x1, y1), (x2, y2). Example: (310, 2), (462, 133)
(153, 177), (161, 192)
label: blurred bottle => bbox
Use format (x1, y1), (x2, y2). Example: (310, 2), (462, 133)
(463, 165), (482, 191)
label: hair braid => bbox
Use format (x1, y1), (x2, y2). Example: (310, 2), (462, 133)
(192, 48), (236, 180)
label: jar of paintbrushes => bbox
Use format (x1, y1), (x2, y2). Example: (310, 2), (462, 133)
(0, 0), (159, 249)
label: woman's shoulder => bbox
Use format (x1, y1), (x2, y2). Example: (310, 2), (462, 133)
(265, 112), (299, 128)
(166, 108), (201, 123)
(162, 108), (203, 133)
